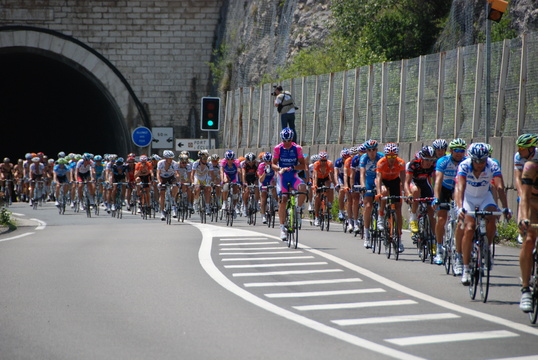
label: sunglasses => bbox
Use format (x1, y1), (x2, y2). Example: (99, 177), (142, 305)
(367, 148), (377, 152)
(422, 158), (436, 162)
(452, 148), (465, 153)
(386, 155), (397, 159)
(472, 158), (487, 164)
(518, 147), (529, 151)
(320, 159), (327, 162)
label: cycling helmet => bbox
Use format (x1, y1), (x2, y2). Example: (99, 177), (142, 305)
(340, 148), (350, 158)
(449, 138), (467, 149)
(262, 152), (272, 162)
(484, 144), (493, 156)
(58, 158), (68, 165)
(432, 139), (448, 150)
(349, 147), (359, 155)
(310, 154), (320, 163)
(280, 127), (294, 141)
(139, 155), (148, 162)
(318, 151), (328, 160)
(364, 139), (378, 149)
(211, 154), (220, 161)
(109, 154), (118, 161)
(74, 154), (82, 161)
(178, 154), (189, 162)
(116, 158), (124, 165)
(32, 157), (40, 163)
(152, 155), (161, 161)
(245, 152), (256, 162)
(48, 159), (55, 164)
(37, 152), (44, 157)
(357, 144), (367, 154)
(198, 149), (209, 158)
(225, 150), (235, 160)
(25, 153), (32, 160)
(516, 133), (538, 148)
(83, 153), (92, 160)
(467, 143), (489, 160)
(163, 150), (174, 159)
(419, 146), (435, 159)
(94, 155), (103, 161)
(384, 143), (399, 155)
(3, 157), (9, 163)
(57, 151), (66, 158)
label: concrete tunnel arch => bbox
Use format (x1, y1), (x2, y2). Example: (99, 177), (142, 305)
(0, 26), (150, 161)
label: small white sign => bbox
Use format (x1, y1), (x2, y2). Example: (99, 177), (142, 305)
(152, 127), (174, 149)
(175, 138), (216, 151)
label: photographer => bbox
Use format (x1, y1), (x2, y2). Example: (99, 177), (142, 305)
(273, 85), (297, 143)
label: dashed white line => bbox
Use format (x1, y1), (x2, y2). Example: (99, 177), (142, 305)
(224, 261), (327, 269)
(385, 330), (518, 346)
(265, 288), (385, 298)
(219, 237), (270, 241)
(232, 269), (343, 277)
(222, 256), (314, 261)
(220, 250), (303, 255)
(220, 246), (286, 251)
(244, 278), (363, 287)
(220, 241), (279, 246)
(294, 299), (417, 311)
(333, 313), (460, 326)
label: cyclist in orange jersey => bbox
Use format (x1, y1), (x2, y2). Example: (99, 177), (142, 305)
(312, 151), (336, 226)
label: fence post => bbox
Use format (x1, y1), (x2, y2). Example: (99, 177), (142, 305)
(257, 85), (264, 147)
(247, 86), (253, 148)
(366, 65), (374, 140)
(436, 52), (445, 138)
(325, 72), (335, 145)
(398, 59), (407, 143)
(237, 88), (243, 148)
(352, 67), (360, 143)
(416, 56), (425, 142)
(495, 39), (509, 137)
(300, 77), (306, 146)
(517, 33), (528, 135)
(312, 75), (320, 144)
(338, 70), (348, 144)
(380, 62), (388, 143)
(454, 47), (464, 138)
(227, 90), (234, 147)
(472, 43), (484, 138)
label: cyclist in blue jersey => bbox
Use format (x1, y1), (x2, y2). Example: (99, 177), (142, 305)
(53, 158), (72, 207)
(349, 144), (367, 234)
(272, 128), (307, 240)
(220, 150), (241, 214)
(359, 139), (384, 248)
(432, 138), (467, 272)
(258, 152), (277, 224)
(335, 148), (350, 220)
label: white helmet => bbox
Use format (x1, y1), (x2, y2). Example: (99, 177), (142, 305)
(163, 150), (175, 159)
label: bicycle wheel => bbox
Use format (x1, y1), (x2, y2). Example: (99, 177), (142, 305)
(286, 207), (293, 248)
(384, 214), (392, 259)
(293, 206), (299, 249)
(469, 244), (479, 300)
(444, 221), (454, 274)
(392, 214), (400, 261)
(480, 240), (491, 303)
(86, 197), (91, 218)
(320, 208), (325, 231)
(529, 257), (538, 324)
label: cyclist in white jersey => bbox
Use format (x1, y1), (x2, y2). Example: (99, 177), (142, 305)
(455, 143), (511, 285)
(191, 149), (215, 215)
(177, 154), (194, 211)
(157, 150), (179, 220)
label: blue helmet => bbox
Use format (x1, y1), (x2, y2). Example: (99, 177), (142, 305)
(364, 139), (378, 149)
(467, 143), (489, 160)
(225, 150), (235, 160)
(280, 127), (294, 141)
(262, 152), (272, 162)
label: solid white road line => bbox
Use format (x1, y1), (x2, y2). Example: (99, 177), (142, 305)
(332, 313), (460, 326)
(232, 269), (343, 277)
(30, 218), (46, 230)
(294, 299), (417, 311)
(0, 232), (35, 242)
(195, 223), (427, 360)
(487, 356), (538, 360)
(265, 288), (385, 298)
(385, 330), (518, 346)
(224, 261), (327, 269)
(219, 246), (286, 251)
(222, 256), (314, 261)
(244, 278), (363, 287)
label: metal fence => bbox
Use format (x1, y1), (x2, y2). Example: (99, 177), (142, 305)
(219, 32), (538, 148)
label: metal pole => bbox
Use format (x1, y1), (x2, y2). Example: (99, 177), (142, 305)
(485, 1), (491, 143)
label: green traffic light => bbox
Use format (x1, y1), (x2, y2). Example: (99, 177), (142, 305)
(208, 120), (214, 126)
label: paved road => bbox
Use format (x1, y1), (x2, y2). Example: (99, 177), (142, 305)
(0, 203), (536, 360)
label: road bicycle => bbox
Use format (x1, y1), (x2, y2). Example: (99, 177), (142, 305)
(468, 208), (502, 303)
(161, 183), (177, 225)
(262, 185), (277, 228)
(112, 182), (129, 219)
(283, 183), (300, 249)
(381, 196), (406, 260)
(31, 180), (46, 210)
(413, 197), (435, 263)
(353, 185), (365, 238)
(317, 186), (332, 231)
(1, 179), (14, 207)
(209, 183), (220, 222)
(177, 182), (190, 223)
(440, 202), (458, 275)
(525, 225), (538, 324)
(79, 181), (94, 218)
(56, 182), (70, 215)
(225, 183), (239, 227)
(363, 190), (381, 254)
(245, 184), (258, 226)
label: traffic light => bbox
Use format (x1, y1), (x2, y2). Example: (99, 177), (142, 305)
(201, 97), (220, 131)
(487, 0), (508, 22)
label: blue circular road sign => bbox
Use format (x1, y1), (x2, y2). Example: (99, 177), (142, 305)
(132, 127), (152, 147)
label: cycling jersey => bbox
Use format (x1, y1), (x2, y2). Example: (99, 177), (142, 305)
(376, 157), (405, 181)
(29, 162), (45, 176)
(53, 164), (70, 177)
(350, 154), (362, 185)
(94, 163), (104, 180)
(134, 162), (153, 177)
(521, 160), (538, 193)
(360, 152), (384, 180)
(241, 160), (258, 184)
(220, 159), (241, 183)
(514, 150), (538, 171)
(176, 163), (192, 182)
(334, 157), (346, 185)
(457, 158), (502, 198)
(76, 159), (94, 174)
(273, 142), (303, 168)
(435, 154), (466, 190)
(313, 160), (334, 179)
(192, 159), (213, 185)
(257, 162), (275, 186)
(157, 159), (178, 178)
(406, 159), (434, 182)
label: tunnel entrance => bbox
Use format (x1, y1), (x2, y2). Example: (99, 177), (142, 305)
(0, 49), (129, 162)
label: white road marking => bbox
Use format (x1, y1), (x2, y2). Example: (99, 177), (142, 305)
(232, 269), (343, 277)
(220, 246), (286, 251)
(0, 232), (35, 242)
(219, 237), (270, 241)
(11, 212), (25, 216)
(222, 256), (314, 261)
(333, 313), (460, 326)
(244, 278), (363, 287)
(224, 261), (327, 269)
(265, 288), (385, 298)
(195, 223), (427, 360)
(220, 250), (303, 255)
(487, 356), (538, 360)
(30, 218), (46, 230)
(294, 299), (417, 311)
(219, 241), (279, 246)
(385, 330), (518, 346)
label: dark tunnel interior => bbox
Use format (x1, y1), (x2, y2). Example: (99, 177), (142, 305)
(0, 49), (129, 162)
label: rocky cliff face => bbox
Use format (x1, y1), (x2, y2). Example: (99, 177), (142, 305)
(216, 0), (537, 90)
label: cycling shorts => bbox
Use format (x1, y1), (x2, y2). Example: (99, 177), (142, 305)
(245, 174), (257, 186)
(277, 171), (304, 194)
(77, 172), (91, 182)
(438, 186), (454, 210)
(364, 178), (376, 197)
(382, 177), (401, 203)
(462, 192), (498, 215)
(412, 180), (433, 198)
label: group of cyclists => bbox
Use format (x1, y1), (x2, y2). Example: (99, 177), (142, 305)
(1, 129), (537, 315)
